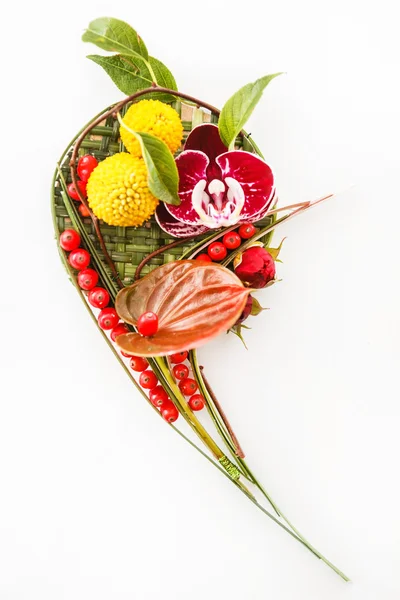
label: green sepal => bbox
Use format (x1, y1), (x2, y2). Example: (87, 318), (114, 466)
(230, 324), (251, 349)
(250, 297), (268, 316)
(265, 237), (286, 261)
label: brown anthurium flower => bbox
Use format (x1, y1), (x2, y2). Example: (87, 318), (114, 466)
(114, 260), (252, 356)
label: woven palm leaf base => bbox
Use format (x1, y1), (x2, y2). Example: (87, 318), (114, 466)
(52, 100), (274, 285)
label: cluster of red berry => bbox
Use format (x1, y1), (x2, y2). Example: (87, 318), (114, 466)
(171, 352), (205, 412)
(127, 350), (205, 422)
(59, 229), (126, 335)
(67, 154), (98, 218)
(126, 356), (178, 422)
(60, 229), (206, 424)
(195, 224), (256, 262)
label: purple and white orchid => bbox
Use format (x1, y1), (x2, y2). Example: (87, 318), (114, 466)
(155, 123), (275, 237)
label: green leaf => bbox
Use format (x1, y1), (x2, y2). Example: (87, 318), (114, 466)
(87, 55), (177, 101)
(123, 128), (180, 205)
(82, 17), (149, 62)
(218, 73), (283, 149)
(148, 57), (178, 97)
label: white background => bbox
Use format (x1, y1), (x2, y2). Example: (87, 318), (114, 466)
(1, 0), (399, 598)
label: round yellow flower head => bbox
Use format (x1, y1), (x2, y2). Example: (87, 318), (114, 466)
(120, 99), (183, 158)
(87, 153), (158, 227)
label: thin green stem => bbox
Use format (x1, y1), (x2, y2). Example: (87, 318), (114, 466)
(190, 351), (281, 516)
(188, 351), (349, 578)
(189, 351), (252, 481)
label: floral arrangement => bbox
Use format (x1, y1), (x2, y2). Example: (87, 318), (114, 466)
(52, 17), (348, 581)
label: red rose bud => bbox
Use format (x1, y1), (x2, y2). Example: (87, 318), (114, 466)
(236, 295), (253, 324)
(235, 246), (276, 288)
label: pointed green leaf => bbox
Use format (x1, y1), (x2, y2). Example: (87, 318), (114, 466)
(87, 55), (177, 101)
(148, 57), (178, 96)
(124, 129), (180, 205)
(218, 73), (283, 149)
(82, 17), (149, 62)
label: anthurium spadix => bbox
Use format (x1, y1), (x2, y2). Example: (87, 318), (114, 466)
(156, 124), (275, 237)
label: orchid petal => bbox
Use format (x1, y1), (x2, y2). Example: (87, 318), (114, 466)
(155, 202), (210, 238)
(184, 123), (228, 162)
(244, 190), (277, 223)
(216, 151), (274, 219)
(166, 150), (209, 225)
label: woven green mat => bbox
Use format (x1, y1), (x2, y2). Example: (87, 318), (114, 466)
(52, 101), (273, 286)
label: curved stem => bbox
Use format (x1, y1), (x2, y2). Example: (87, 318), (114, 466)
(191, 352), (282, 516)
(189, 351), (253, 482)
(222, 194), (334, 268)
(190, 351), (246, 459)
(192, 357), (349, 579)
(134, 237), (197, 280)
(199, 365), (246, 458)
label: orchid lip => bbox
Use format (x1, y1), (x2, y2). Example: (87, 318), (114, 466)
(191, 177), (245, 228)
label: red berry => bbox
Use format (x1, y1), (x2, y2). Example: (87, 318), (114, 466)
(196, 253), (212, 262)
(179, 378), (198, 396)
(78, 204), (91, 218)
(170, 351), (188, 364)
(59, 229), (81, 251)
(67, 180), (87, 201)
(188, 394), (205, 411)
(110, 323), (129, 342)
(68, 248), (90, 270)
(238, 224), (257, 239)
(129, 356), (149, 372)
(139, 370), (158, 390)
(223, 231), (241, 250)
(208, 242), (227, 261)
(121, 351), (132, 358)
(77, 155), (98, 181)
(98, 307), (119, 330)
(77, 268), (98, 290)
(161, 401), (179, 423)
(149, 386), (169, 407)
(172, 364), (189, 380)
(88, 287), (110, 309)
(137, 311), (159, 337)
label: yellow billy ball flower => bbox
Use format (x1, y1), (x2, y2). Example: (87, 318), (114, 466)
(87, 153), (158, 227)
(120, 99), (183, 158)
